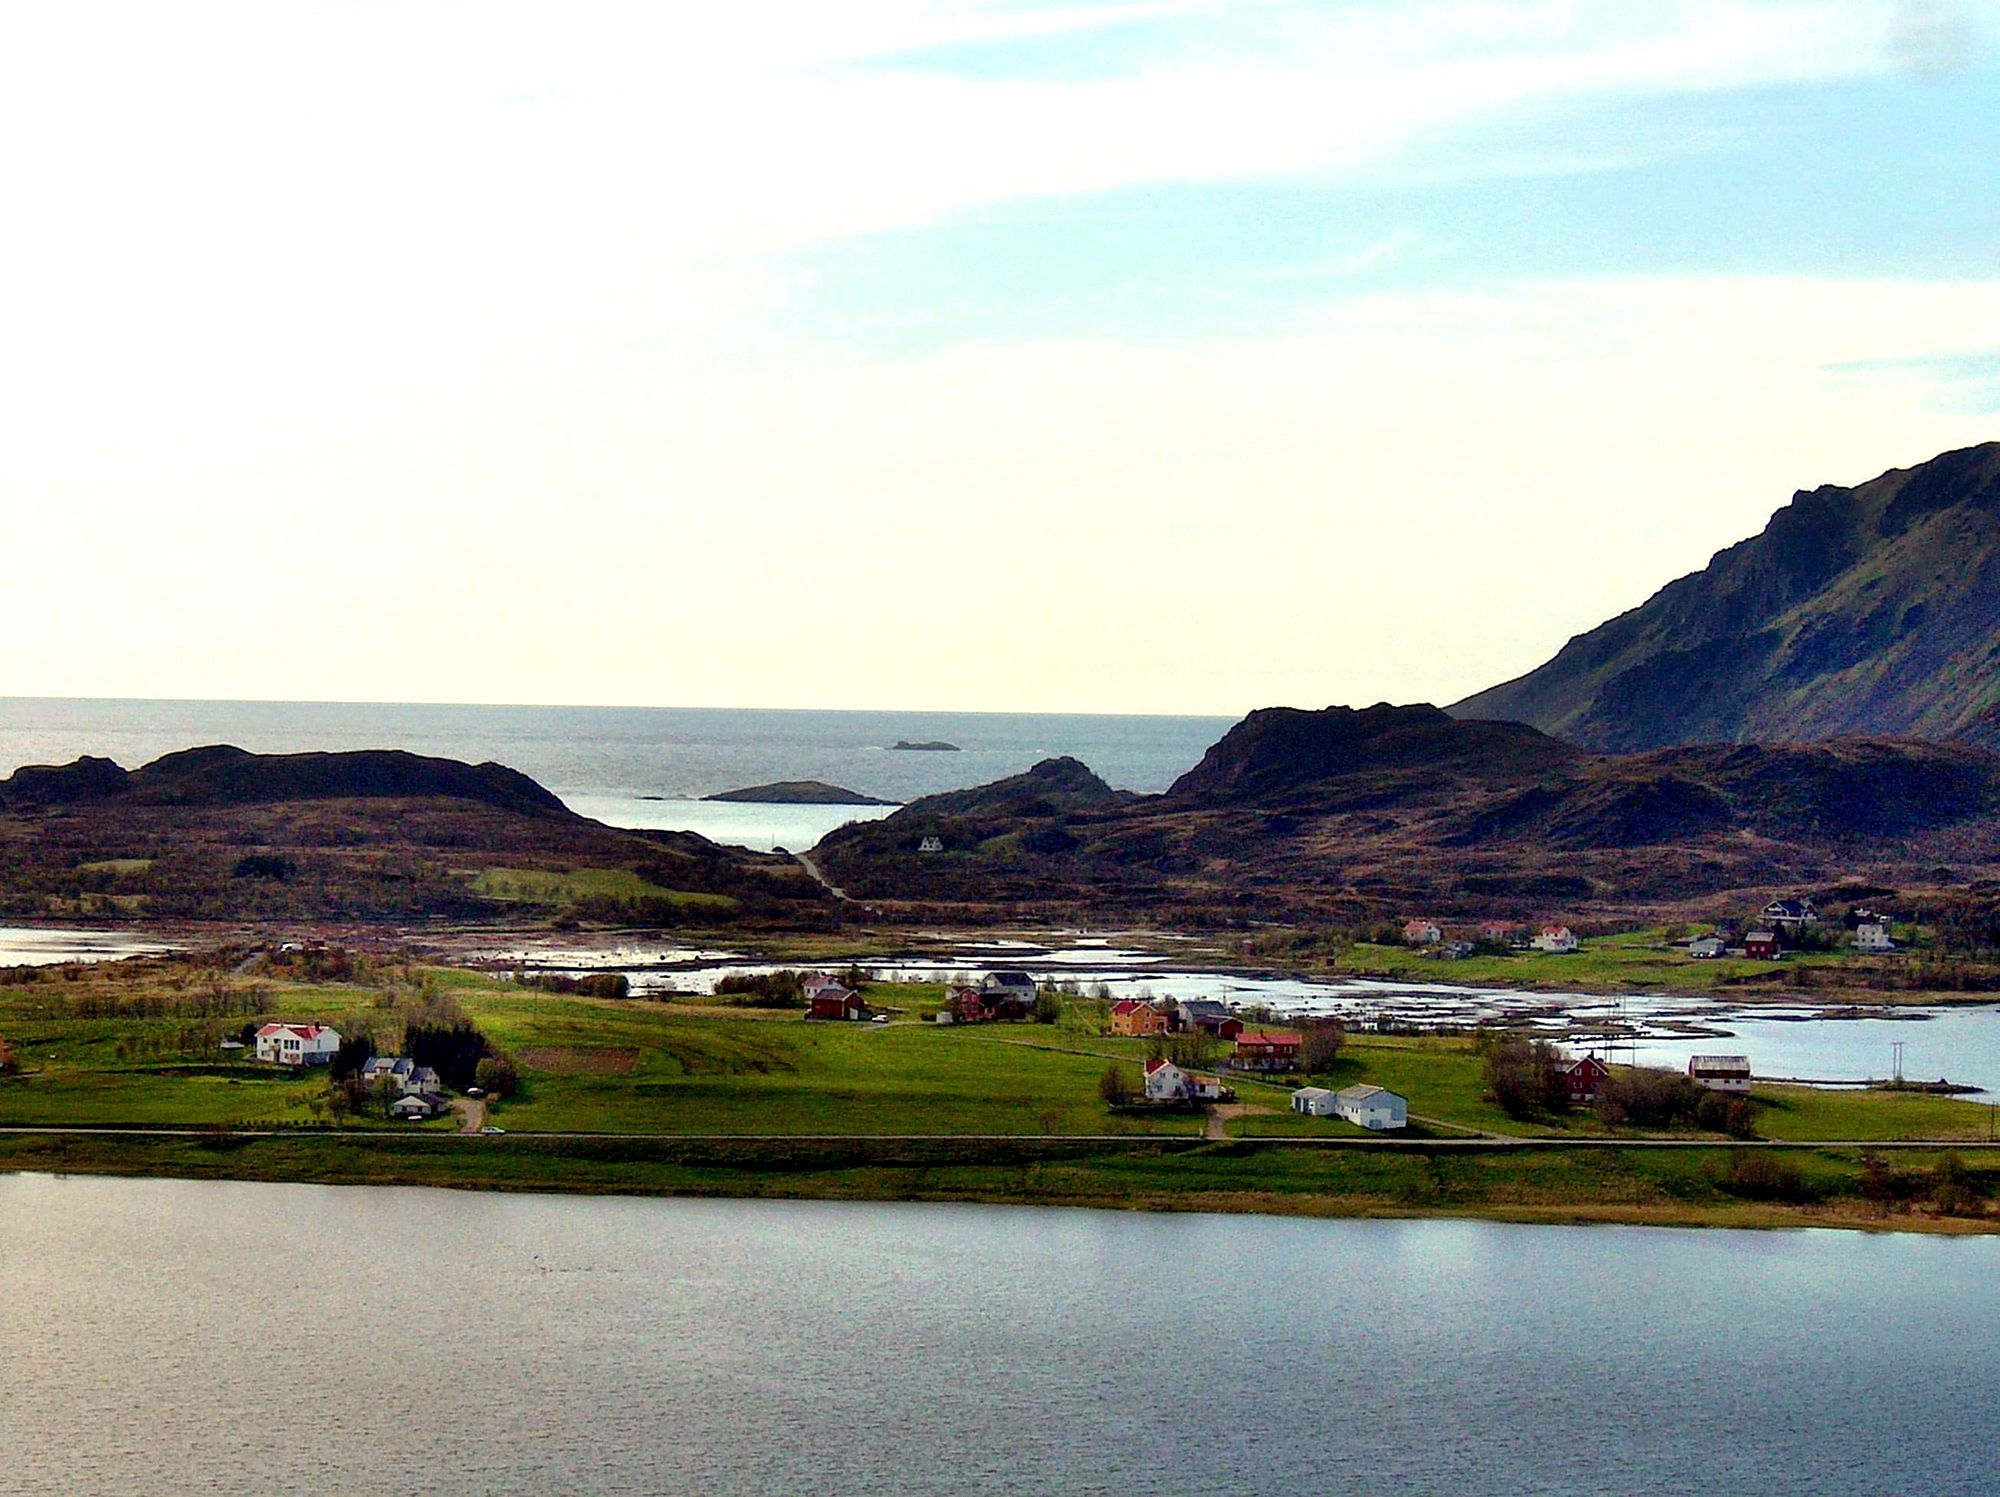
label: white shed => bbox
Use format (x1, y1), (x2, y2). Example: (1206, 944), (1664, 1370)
(1291, 1086), (1339, 1117)
(1334, 1083), (1407, 1130)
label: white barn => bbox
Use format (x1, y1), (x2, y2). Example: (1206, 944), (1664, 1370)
(1334, 1084), (1407, 1130)
(1688, 1055), (1752, 1093)
(1290, 1086), (1339, 1117)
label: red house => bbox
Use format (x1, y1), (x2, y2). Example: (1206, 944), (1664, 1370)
(1233, 1031), (1301, 1072)
(1557, 1054), (1610, 1104)
(807, 986), (869, 1022)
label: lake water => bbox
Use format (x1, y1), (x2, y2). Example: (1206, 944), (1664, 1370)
(0, 926), (180, 967)
(0, 698), (1227, 847)
(1, 1174), (1993, 1495)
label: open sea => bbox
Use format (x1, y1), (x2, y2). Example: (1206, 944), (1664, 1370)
(0, 697), (1230, 851)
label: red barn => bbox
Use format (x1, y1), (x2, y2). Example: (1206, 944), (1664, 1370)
(807, 987), (869, 1022)
(1744, 929), (1782, 961)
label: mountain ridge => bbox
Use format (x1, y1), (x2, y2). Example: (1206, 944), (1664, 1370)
(1449, 441), (2000, 751)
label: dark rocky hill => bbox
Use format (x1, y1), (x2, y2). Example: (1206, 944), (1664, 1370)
(1450, 441), (2000, 751)
(0, 745), (570, 817)
(1167, 704), (1580, 808)
(0, 747), (826, 925)
(815, 702), (2000, 921)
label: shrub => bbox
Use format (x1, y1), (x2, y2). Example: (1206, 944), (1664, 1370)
(1719, 1151), (1813, 1202)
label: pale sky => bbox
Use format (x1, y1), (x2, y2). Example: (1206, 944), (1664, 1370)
(6, 0), (1998, 715)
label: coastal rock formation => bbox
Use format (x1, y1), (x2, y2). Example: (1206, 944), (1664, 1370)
(0, 745), (568, 817)
(704, 781), (897, 806)
(1450, 441), (2000, 751)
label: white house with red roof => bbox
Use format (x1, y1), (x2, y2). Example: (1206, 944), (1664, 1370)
(1142, 1058), (1229, 1104)
(254, 1022), (340, 1066)
(1531, 924), (1580, 954)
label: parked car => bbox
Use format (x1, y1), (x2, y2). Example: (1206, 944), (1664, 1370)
(480, 1125), (505, 1135)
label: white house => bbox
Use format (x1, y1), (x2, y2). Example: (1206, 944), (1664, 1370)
(918, 836), (944, 854)
(1402, 919), (1442, 947)
(1334, 1084), (1408, 1130)
(1531, 924), (1580, 954)
(1688, 1055), (1752, 1093)
(1762, 898), (1820, 929)
(1145, 1059), (1189, 1102)
(1854, 921), (1896, 953)
(390, 1093), (445, 1120)
(1290, 1086), (1339, 1117)
(1143, 1059), (1229, 1103)
(254, 1022), (340, 1066)
(979, 971), (1038, 1006)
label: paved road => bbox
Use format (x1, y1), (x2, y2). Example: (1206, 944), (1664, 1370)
(792, 852), (851, 902)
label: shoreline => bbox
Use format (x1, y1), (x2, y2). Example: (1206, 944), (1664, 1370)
(5, 1130), (1994, 1237)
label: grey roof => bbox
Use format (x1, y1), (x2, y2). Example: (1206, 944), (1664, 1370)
(1689, 1054), (1750, 1069)
(1338, 1084), (1391, 1102)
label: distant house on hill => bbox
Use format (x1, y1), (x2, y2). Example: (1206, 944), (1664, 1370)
(254, 1023), (340, 1066)
(917, 836), (944, 854)
(1688, 1055), (1752, 1093)
(1334, 1084), (1407, 1130)
(1744, 930), (1782, 961)
(1108, 999), (1171, 1037)
(1762, 898), (1821, 929)
(1403, 919), (1442, 947)
(1854, 920), (1897, 953)
(807, 986), (870, 1022)
(1532, 924), (1580, 954)
(1233, 1031), (1301, 1072)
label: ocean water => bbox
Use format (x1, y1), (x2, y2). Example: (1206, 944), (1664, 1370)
(4, 1175), (1995, 1496)
(0, 698), (1229, 849)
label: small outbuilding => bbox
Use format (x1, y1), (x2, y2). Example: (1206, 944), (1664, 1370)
(1744, 930), (1781, 961)
(1290, 1086), (1339, 1117)
(1688, 934), (1726, 960)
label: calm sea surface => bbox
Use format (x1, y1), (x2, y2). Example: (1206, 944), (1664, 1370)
(0, 698), (1228, 848)
(1, 1175), (1993, 1495)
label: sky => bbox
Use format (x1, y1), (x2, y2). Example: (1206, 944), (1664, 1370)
(5, 0), (1998, 716)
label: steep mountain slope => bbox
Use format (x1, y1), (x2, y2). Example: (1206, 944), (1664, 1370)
(1449, 442), (2000, 751)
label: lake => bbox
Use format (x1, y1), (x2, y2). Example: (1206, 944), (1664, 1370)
(1, 1174), (1993, 1495)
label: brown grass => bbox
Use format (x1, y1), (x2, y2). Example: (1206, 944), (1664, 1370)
(519, 1045), (641, 1075)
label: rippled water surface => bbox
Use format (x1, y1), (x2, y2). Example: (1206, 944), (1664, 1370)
(3, 1175), (1995, 1495)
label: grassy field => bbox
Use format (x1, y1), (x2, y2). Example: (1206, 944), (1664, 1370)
(5, 956), (2000, 1231)
(3, 1129), (1995, 1233)
(471, 867), (737, 910)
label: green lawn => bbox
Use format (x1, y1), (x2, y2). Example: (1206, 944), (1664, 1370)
(471, 866), (736, 910)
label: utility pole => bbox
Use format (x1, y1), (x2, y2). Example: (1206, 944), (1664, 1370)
(1891, 1040), (1905, 1085)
